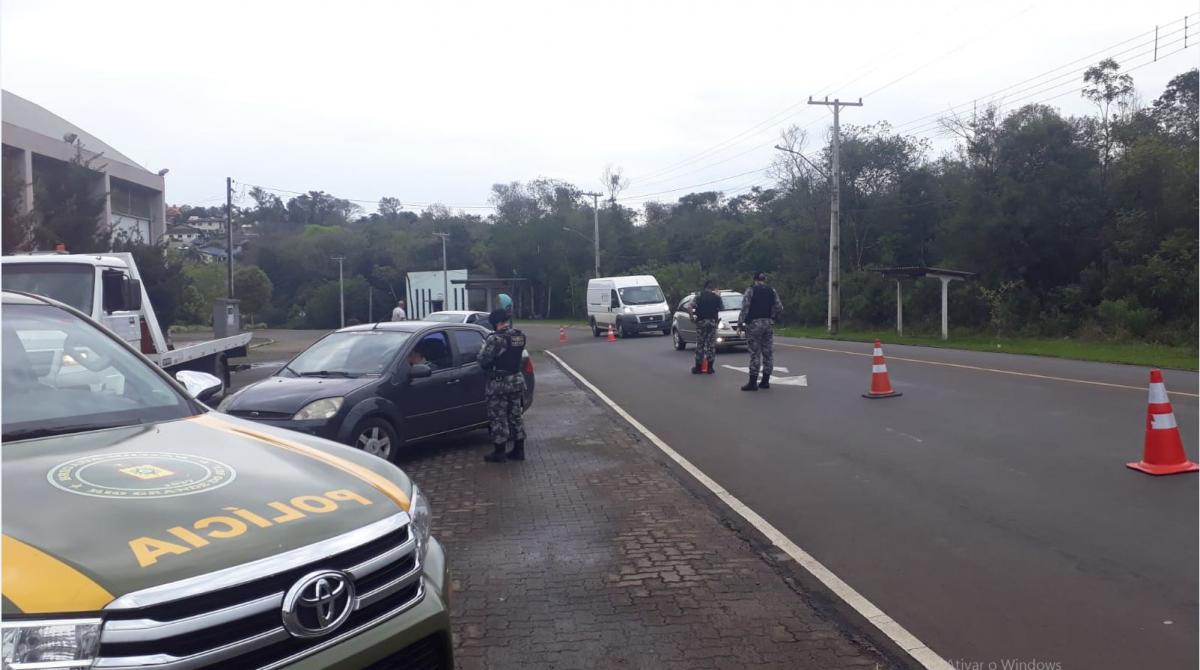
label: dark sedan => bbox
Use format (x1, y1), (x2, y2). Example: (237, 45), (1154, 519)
(218, 321), (534, 462)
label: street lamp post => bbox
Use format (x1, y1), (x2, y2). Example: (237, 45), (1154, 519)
(331, 256), (345, 328)
(433, 232), (450, 310)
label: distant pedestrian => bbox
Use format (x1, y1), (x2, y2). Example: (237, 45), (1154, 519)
(690, 280), (722, 374)
(478, 308), (528, 462)
(737, 271), (783, 391)
(391, 300), (407, 321)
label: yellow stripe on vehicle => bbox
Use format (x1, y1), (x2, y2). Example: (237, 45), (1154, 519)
(191, 414), (411, 511)
(2, 535), (114, 614)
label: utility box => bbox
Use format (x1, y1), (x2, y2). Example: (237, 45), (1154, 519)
(213, 299), (241, 339)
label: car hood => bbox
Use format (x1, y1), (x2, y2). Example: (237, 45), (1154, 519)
(226, 375), (376, 415)
(626, 302), (669, 314)
(719, 309), (742, 324)
(1, 413), (413, 615)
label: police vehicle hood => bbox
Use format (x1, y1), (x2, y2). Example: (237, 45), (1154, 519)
(1, 413), (413, 615)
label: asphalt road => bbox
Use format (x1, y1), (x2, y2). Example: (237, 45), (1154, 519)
(541, 325), (1199, 670)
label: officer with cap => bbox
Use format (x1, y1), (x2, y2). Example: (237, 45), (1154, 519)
(737, 271), (783, 391)
(478, 307), (528, 462)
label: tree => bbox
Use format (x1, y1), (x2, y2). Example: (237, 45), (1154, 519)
(601, 165), (629, 203)
(1150, 69), (1198, 144)
(378, 197), (403, 219)
(1082, 58), (1135, 185)
(28, 138), (110, 252)
(235, 266), (273, 325)
(1, 159), (35, 253)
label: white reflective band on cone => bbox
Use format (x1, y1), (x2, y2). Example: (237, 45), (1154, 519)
(1148, 383), (1170, 404)
(1151, 413), (1178, 430)
(872, 365), (888, 374)
(873, 349), (883, 356)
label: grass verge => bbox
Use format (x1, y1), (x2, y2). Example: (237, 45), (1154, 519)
(774, 326), (1197, 371)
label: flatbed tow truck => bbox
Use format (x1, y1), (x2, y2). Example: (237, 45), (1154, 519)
(1, 251), (250, 386)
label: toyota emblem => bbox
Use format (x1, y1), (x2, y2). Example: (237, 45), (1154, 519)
(282, 570), (355, 638)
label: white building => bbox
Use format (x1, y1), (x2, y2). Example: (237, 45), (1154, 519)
(187, 216), (224, 233)
(165, 225), (203, 247)
(1, 90), (167, 245)
(405, 270), (469, 319)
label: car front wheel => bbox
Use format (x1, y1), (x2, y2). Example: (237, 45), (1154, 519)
(352, 417), (398, 462)
(672, 327), (686, 350)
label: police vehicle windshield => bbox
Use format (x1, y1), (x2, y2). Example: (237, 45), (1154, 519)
(2, 302), (196, 441)
(280, 330), (412, 378)
(618, 286), (665, 305)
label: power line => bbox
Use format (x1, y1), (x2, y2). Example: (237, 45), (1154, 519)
(903, 29), (1193, 137)
(892, 15), (1196, 134)
(240, 182), (497, 210)
(617, 167), (770, 202)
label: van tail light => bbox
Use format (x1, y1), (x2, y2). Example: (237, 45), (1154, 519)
(523, 356), (534, 375)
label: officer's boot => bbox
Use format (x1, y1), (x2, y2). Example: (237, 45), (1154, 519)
(508, 439), (525, 461)
(484, 442), (508, 463)
(706, 356), (715, 374)
(741, 372), (758, 391)
(759, 372), (770, 389)
(691, 360), (702, 374)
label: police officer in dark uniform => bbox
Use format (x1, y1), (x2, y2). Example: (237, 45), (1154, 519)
(737, 271), (784, 391)
(478, 308), (528, 462)
(689, 280), (722, 374)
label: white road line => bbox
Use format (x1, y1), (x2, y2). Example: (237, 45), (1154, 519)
(545, 350), (952, 670)
(777, 341), (1200, 399)
(720, 365), (807, 386)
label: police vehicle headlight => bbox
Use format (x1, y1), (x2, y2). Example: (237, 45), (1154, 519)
(293, 397), (344, 421)
(2, 618), (102, 669)
(410, 485), (433, 555)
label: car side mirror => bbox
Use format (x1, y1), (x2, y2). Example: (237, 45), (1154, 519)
(101, 270), (142, 313)
(176, 370), (223, 402)
(409, 364), (432, 381)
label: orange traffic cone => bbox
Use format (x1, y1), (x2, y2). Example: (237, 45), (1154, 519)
(607, 324), (616, 342)
(559, 326), (567, 343)
(862, 340), (902, 399)
(1127, 369), (1198, 476)
(700, 356), (709, 373)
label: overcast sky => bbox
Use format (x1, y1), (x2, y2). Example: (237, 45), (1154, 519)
(2, 0), (1195, 213)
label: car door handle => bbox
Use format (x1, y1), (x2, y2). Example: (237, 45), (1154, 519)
(445, 379), (462, 385)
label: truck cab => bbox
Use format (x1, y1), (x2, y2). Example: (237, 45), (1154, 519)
(2, 252), (251, 386)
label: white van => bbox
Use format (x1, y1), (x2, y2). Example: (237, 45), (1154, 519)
(586, 275), (672, 338)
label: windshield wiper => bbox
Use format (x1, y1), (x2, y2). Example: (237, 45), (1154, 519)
(297, 370), (355, 378)
(4, 419), (142, 441)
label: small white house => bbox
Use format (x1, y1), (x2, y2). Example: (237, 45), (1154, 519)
(406, 270), (469, 319)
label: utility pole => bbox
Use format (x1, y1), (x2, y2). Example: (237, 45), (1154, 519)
(433, 232), (450, 310)
(581, 192), (601, 277)
(226, 177), (234, 298)
(331, 256), (345, 328)
(807, 96), (862, 334)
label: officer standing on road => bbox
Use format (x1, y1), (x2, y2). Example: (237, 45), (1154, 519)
(689, 280), (722, 375)
(478, 308), (528, 462)
(391, 300), (407, 321)
(737, 271), (783, 391)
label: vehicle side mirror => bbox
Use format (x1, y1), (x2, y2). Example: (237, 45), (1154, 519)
(176, 370), (223, 402)
(101, 270), (142, 313)
(409, 364), (432, 381)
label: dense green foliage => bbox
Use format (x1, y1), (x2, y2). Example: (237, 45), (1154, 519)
(208, 68), (1195, 345)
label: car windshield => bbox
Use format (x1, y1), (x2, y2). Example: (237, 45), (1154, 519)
(280, 330), (412, 377)
(2, 303), (196, 441)
(2, 264), (95, 314)
(721, 295), (743, 310)
(424, 313), (465, 323)
(618, 286), (665, 305)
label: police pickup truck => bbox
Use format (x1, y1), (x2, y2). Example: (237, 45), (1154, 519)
(1, 290), (452, 669)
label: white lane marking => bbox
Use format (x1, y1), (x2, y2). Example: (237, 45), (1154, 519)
(546, 350), (951, 670)
(885, 427), (925, 444)
(720, 365), (806, 386)
(776, 341), (1200, 399)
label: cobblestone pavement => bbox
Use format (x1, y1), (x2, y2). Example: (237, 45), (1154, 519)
(397, 357), (902, 670)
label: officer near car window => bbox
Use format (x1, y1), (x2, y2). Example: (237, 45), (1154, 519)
(478, 308), (528, 462)
(737, 271), (784, 391)
(689, 280), (722, 375)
